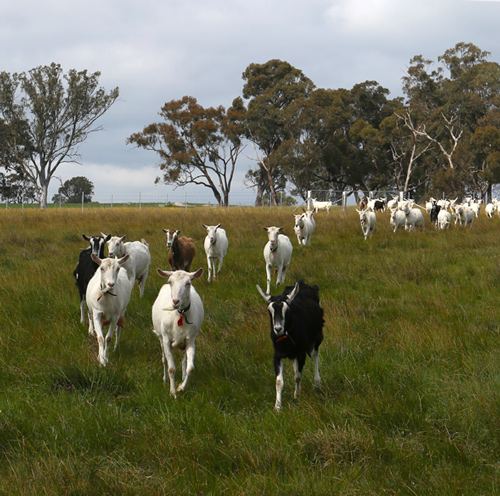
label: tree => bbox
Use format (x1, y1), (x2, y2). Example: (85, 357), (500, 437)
(241, 60), (315, 205)
(127, 96), (245, 207)
(52, 176), (94, 204)
(0, 63), (119, 208)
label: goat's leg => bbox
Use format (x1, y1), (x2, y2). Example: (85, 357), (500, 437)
(80, 298), (86, 323)
(103, 322), (117, 365)
(280, 264), (288, 286)
(274, 358), (284, 411)
(216, 256), (224, 278)
(206, 256), (213, 282)
(293, 358), (303, 399)
(266, 264), (272, 294)
(312, 348), (321, 387)
(92, 312), (107, 366)
(177, 341), (195, 394)
(162, 337), (177, 397)
(113, 326), (122, 351)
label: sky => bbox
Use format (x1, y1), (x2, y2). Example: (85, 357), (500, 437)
(2, 0), (500, 204)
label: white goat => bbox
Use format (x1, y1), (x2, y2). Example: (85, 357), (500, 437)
(389, 208), (406, 233)
(312, 198), (332, 213)
(485, 200), (497, 219)
(106, 235), (151, 297)
(356, 209), (376, 240)
(152, 268), (204, 397)
(437, 209), (452, 230)
(86, 254), (133, 366)
(456, 205), (474, 228)
(202, 223), (228, 282)
(263, 227), (293, 294)
(386, 196), (398, 211)
(293, 213), (314, 246)
(303, 209), (316, 231)
(401, 203), (425, 231)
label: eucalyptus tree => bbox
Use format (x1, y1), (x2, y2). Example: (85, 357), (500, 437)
(241, 59), (315, 205)
(127, 96), (245, 207)
(0, 63), (119, 208)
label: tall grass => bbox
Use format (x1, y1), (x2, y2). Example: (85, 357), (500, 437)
(1, 206), (500, 494)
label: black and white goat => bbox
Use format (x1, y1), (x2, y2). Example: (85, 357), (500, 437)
(257, 280), (324, 411)
(73, 233), (111, 323)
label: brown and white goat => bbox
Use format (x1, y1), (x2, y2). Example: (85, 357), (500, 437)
(163, 229), (196, 271)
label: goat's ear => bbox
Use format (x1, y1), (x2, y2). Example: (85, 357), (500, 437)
(256, 285), (270, 302)
(162, 228), (168, 233)
(91, 253), (102, 266)
(120, 235), (127, 242)
(286, 282), (300, 304)
(215, 223), (221, 229)
(202, 224), (207, 229)
(277, 227), (283, 232)
(118, 254), (130, 265)
(189, 268), (203, 280)
(263, 227), (269, 232)
(157, 268), (173, 278)
(101, 232), (109, 239)
(82, 234), (90, 241)
(103, 233), (111, 242)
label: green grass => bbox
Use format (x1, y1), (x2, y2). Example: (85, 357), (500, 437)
(1, 206), (500, 494)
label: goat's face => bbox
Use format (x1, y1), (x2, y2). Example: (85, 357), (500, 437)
(356, 209), (368, 226)
(202, 224), (221, 245)
(257, 283), (299, 338)
(157, 268), (203, 309)
(84, 233), (110, 257)
(107, 235), (126, 258)
(91, 254), (129, 293)
(163, 229), (179, 248)
(293, 214), (305, 229)
(264, 226), (282, 249)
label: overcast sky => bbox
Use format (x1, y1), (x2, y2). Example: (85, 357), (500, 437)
(2, 0), (500, 204)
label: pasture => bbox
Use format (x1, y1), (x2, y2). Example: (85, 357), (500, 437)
(1, 206), (500, 495)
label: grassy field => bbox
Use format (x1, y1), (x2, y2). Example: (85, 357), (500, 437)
(1, 205), (500, 495)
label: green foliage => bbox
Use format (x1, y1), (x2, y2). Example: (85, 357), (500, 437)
(52, 176), (94, 204)
(1, 207), (500, 494)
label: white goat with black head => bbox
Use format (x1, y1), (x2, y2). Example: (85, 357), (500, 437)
(86, 254), (132, 366)
(263, 226), (293, 294)
(152, 268), (204, 397)
(202, 223), (228, 282)
(257, 280), (324, 411)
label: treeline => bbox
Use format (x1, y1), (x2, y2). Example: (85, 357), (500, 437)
(129, 42), (500, 206)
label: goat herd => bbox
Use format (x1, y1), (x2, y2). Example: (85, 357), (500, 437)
(355, 195), (494, 240)
(73, 218), (323, 411)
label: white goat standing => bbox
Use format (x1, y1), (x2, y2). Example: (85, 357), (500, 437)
(293, 213), (314, 246)
(389, 208), (406, 233)
(356, 209), (376, 240)
(86, 254), (132, 366)
(263, 227), (293, 294)
(106, 235), (151, 297)
(202, 224), (228, 282)
(401, 203), (425, 232)
(437, 209), (452, 230)
(152, 268), (204, 397)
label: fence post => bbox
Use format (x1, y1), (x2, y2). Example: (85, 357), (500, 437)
(81, 192), (84, 213)
(307, 191), (312, 210)
(342, 191), (347, 211)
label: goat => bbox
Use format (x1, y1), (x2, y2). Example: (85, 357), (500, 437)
(430, 201), (441, 227)
(455, 205), (474, 228)
(437, 209), (451, 230)
(389, 208), (406, 233)
(202, 224), (228, 282)
(386, 196), (398, 211)
(73, 233), (111, 323)
(312, 198), (332, 213)
(263, 227), (293, 294)
(302, 209), (316, 232)
(356, 209), (376, 240)
(163, 229), (196, 271)
(86, 254), (132, 366)
(106, 235), (151, 297)
(257, 280), (324, 411)
(152, 268), (204, 397)
(292, 213), (314, 246)
(400, 202), (425, 232)
(485, 200), (497, 219)
(367, 197), (386, 212)
(358, 197), (368, 210)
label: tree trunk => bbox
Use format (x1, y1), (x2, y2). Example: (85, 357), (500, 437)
(39, 182), (48, 209)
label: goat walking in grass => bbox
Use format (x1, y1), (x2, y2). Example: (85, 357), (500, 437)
(202, 224), (228, 282)
(73, 233), (110, 323)
(263, 226), (293, 294)
(356, 209), (376, 240)
(163, 229), (196, 271)
(257, 280), (324, 411)
(106, 235), (151, 297)
(152, 268), (204, 397)
(86, 254), (132, 366)
(293, 213), (314, 246)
